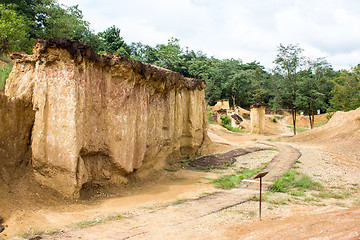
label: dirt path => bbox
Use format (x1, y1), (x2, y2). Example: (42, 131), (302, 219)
(38, 143), (301, 240)
(2, 120), (360, 240)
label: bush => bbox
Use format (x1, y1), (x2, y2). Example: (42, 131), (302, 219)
(220, 115), (231, 126)
(326, 112), (334, 120)
(0, 63), (12, 91)
(272, 117), (277, 123)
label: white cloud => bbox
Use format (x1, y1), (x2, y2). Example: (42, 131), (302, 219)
(57, 0), (360, 70)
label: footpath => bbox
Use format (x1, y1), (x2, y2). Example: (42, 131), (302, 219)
(37, 142), (301, 240)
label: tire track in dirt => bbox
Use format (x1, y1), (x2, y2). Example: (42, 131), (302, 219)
(40, 143), (301, 240)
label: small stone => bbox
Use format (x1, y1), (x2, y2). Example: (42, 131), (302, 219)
(0, 224), (4, 233)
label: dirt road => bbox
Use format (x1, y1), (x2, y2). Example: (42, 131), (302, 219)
(33, 142), (299, 240)
(2, 122), (360, 240)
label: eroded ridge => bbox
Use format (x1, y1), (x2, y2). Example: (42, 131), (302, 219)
(5, 38), (208, 198)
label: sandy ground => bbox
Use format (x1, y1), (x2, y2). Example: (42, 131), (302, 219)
(1, 113), (360, 239)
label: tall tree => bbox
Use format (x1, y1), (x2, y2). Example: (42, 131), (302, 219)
(330, 64), (360, 111)
(0, 4), (31, 53)
(98, 25), (131, 55)
(273, 43), (305, 135)
(0, 0), (101, 53)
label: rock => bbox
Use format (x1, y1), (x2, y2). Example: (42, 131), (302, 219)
(4, 38), (209, 198)
(0, 224), (4, 233)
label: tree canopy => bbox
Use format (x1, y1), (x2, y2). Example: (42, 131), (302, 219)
(1, 0), (359, 117)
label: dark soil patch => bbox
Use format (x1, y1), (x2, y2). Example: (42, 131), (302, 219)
(189, 147), (269, 169)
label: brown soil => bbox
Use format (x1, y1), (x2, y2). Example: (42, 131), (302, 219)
(1, 110), (360, 240)
(188, 147), (268, 169)
(285, 112), (329, 127)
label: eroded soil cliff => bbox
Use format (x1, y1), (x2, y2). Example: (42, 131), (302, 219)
(4, 38), (209, 198)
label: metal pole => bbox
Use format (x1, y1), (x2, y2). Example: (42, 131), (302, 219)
(253, 171), (268, 222)
(259, 176), (262, 221)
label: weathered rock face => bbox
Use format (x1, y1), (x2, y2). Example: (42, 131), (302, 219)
(0, 93), (35, 182)
(5, 38), (208, 198)
(250, 103), (266, 134)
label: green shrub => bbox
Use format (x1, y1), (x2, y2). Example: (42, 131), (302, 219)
(326, 112), (334, 120)
(0, 63), (12, 91)
(220, 115), (231, 126)
(219, 114), (245, 133)
(272, 117), (277, 123)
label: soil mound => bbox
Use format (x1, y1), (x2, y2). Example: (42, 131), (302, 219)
(291, 107), (360, 164)
(188, 147), (268, 169)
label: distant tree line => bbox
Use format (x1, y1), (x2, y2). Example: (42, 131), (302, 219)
(1, 0), (359, 128)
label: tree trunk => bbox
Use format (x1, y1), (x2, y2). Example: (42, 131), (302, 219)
(311, 106), (315, 129)
(308, 103), (313, 129)
(232, 95), (236, 110)
(291, 107), (296, 135)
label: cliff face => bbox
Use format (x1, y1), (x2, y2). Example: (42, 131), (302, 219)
(0, 93), (34, 183)
(5, 38), (208, 198)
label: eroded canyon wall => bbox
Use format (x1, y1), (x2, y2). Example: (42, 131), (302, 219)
(5, 38), (208, 198)
(0, 93), (34, 182)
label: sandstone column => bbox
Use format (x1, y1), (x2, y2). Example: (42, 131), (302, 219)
(250, 103), (266, 134)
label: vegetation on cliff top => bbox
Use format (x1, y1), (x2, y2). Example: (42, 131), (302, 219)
(0, 0), (359, 116)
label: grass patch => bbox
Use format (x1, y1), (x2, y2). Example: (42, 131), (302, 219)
(163, 168), (177, 172)
(313, 121), (328, 128)
(73, 214), (124, 229)
(211, 168), (261, 189)
(354, 198), (360, 206)
(0, 63), (12, 91)
(199, 191), (219, 197)
(287, 125), (308, 132)
(271, 170), (323, 193)
(335, 202), (347, 208)
(304, 196), (321, 202)
(314, 189), (352, 199)
(171, 198), (188, 205)
(200, 177), (214, 181)
(170, 178), (187, 181)
(223, 124), (245, 133)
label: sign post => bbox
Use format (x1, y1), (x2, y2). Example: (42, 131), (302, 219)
(254, 171), (269, 221)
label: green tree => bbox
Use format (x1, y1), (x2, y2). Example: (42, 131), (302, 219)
(130, 42), (159, 64)
(226, 68), (253, 108)
(0, 4), (31, 53)
(153, 37), (187, 74)
(296, 58), (333, 128)
(0, 1), (102, 53)
(273, 43), (305, 135)
(0, 0), (53, 39)
(98, 25), (131, 55)
(330, 64), (360, 111)
(244, 61), (271, 104)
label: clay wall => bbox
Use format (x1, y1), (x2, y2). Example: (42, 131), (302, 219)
(5, 38), (208, 198)
(0, 93), (35, 182)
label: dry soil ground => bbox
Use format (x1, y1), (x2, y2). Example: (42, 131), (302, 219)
(1, 114), (360, 240)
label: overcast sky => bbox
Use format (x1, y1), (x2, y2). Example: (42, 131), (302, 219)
(57, 0), (360, 71)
